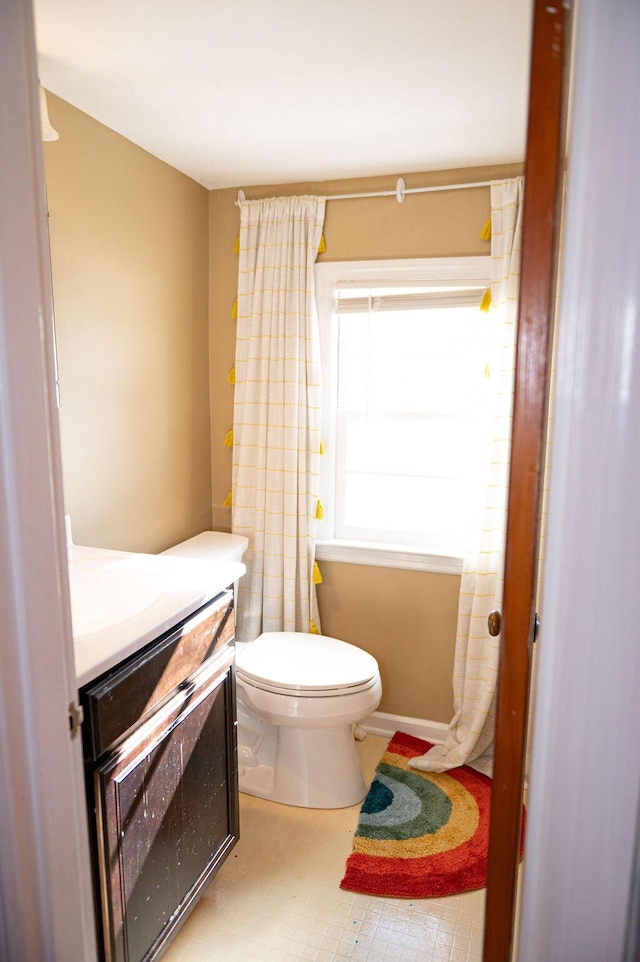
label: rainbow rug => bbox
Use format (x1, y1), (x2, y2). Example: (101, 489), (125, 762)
(340, 731), (525, 899)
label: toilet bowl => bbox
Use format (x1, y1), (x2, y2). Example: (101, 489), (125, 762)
(160, 531), (382, 809)
(236, 632), (382, 808)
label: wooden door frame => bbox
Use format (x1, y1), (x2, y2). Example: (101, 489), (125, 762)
(482, 2), (570, 959)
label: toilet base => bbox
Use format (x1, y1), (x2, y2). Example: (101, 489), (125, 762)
(238, 716), (367, 809)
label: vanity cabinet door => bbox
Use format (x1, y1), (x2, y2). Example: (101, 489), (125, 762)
(84, 590), (234, 760)
(94, 647), (238, 962)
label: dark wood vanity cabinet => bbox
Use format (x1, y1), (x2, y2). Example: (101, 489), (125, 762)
(80, 590), (239, 962)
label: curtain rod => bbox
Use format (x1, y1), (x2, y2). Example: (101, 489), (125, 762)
(235, 176), (492, 207)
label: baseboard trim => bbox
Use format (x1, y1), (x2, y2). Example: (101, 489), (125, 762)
(361, 711), (449, 744)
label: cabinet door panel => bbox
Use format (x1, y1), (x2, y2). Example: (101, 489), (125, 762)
(85, 591), (234, 759)
(95, 656), (237, 962)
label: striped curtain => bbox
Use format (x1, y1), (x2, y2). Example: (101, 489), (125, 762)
(231, 195), (326, 643)
(410, 177), (525, 774)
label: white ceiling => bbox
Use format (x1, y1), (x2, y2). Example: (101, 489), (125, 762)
(33, 0), (533, 190)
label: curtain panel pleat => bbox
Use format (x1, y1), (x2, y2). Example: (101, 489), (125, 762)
(231, 195), (326, 642)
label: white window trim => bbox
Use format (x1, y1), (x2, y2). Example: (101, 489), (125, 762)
(315, 540), (464, 575)
(314, 257), (489, 576)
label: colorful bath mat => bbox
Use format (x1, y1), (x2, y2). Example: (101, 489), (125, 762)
(340, 730), (525, 899)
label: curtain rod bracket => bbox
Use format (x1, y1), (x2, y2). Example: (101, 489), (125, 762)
(395, 178), (406, 204)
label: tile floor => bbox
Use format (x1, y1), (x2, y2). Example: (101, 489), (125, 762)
(163, 734), (487, 962)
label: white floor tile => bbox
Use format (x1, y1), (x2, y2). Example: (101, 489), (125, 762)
(162, 735), (486, 962)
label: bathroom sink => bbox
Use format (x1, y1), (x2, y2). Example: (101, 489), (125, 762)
(68, 544), (246, 687)
(68, 559), (164, 637)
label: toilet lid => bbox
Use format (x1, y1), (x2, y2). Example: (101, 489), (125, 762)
(235, 632), (379, 693)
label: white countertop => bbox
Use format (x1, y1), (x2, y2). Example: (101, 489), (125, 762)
(69, 544), (244, 688)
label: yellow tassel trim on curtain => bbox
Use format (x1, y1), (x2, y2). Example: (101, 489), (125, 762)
(316, 499), (324, 520)
(227, 366), (236, 384)
(480, 217), (492, 241)
(224, 429), (234, 447)
(222, 490), (233, 508)
(318, 233), (326, 254)
(479, 287), (492, 312)
(231, 298), (238, 320)
(233, 234), (240, 254)
(310, 620), (320, 634)
(312, 561), (323, 585)
(319, 441), (325, 455)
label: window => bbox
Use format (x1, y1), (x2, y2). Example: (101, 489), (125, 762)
(315, 258), (493, 574)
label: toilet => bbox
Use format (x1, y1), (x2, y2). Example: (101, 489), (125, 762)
(161, 532), (382, 809)
(236, 631), (381, 808)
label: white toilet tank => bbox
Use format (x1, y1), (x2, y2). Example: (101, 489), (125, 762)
(160, 531), (248, 564)
(160, 531), (248, 596)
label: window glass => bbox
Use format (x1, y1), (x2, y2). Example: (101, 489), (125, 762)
(316, 258), (492, 564)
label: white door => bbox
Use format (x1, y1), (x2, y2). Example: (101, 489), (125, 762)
(0, 1), (97, 959)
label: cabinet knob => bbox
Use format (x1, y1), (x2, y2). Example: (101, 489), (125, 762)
(487, 610), (502, 637)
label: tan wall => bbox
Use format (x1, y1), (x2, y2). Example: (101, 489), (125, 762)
(43, 93), (519, 721)
(209, 163), (521, 722)
(44, 95), (212, 553)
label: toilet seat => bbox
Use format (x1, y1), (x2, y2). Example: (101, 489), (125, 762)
(236, 631), (379, 698)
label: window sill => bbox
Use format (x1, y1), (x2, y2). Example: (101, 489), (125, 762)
(315, 540), (463, 576)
